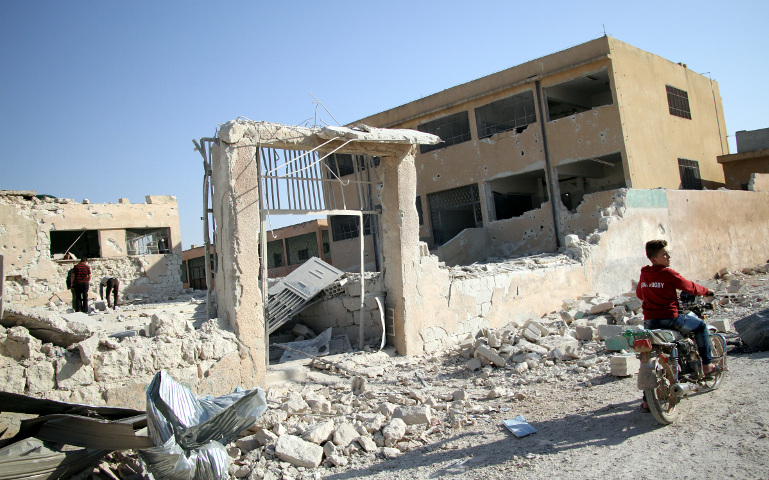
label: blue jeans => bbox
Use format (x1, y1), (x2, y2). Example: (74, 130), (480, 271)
(644, 313), (712, 364)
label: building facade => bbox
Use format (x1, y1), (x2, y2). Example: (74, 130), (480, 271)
(329, 36), (728, 264)
(181, 218), (331, 285)
(718, 127), (769, 190)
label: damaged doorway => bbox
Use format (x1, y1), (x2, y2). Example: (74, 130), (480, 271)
(255, 146), (383, 365)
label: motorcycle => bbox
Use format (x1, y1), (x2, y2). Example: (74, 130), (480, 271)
(624, 293), (728, 425)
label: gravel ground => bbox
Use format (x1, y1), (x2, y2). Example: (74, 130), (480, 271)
(315, 273), (769, 480)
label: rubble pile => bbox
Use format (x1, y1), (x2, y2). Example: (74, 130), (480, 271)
(0, 294), (240, 408)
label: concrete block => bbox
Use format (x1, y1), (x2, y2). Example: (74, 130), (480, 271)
(522, 323), (541, 342)
(564, 234), (580, 248)
(393, 405), (432, 425)
(604, 335), (631, 351)
(465, 358), (482, 371)
(590, 302), (614, 315)
(710, 319), (730, 332)
(275, 435), (323, 468)
(575, 325), (594, 341)
(332, 423), (359, 448)
(609, 354), (640, 377)
(474, 344), (506, 367)
(302, 420), (334, 444)
(598, 324), (626, 340)
(734, 308), (769, 350)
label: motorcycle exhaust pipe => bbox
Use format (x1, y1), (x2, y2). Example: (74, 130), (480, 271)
(671, 383), (700, 397)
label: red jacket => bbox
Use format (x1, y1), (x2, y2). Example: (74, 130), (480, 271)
(636, 265), (709, 320)
(72, 262), (91, 285)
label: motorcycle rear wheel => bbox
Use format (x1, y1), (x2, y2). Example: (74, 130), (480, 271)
(702, 333), (727, 390)
(645, 362), (680, 425)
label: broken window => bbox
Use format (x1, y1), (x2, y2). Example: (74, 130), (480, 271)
(286, 232), (319, 266)
(418, 111), (472, 153)
(50, 229), (100, 259)
(666, 85), (691, 119)
(556, 153), (626, 211)
(267, 240), (284, 269)
(487, 171), (549, 221)
(475, 91), (537, 139)
(326, 153), (355, 177)
(545, 70), (613, 121)
(321, 230), (330, 257)
(678, 158), (703, 190)
(126, 228), (171, 255)
(330, 215), (373, 241)
(428, 184), (483, 246)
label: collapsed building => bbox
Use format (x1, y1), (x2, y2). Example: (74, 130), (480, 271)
(0, 191), (184, 307)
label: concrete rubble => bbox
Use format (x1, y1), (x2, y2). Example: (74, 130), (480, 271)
(0, 262), (767, 479)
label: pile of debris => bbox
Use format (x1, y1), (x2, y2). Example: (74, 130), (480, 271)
(0, 295), (241, 409)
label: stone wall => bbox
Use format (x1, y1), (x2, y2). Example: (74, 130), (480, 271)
(0, 194), (183, 305)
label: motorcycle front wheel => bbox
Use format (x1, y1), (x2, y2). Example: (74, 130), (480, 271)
(645, 361), (680, 425)
(702, 333), (727, 390)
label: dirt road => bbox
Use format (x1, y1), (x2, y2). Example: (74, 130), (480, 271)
(320, 349), (768, 480)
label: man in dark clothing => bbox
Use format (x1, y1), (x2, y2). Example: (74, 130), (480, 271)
(72, 257), (91, 313)
(100, 276), (120, 308)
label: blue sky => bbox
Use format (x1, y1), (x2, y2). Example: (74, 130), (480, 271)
(2, 1), (767, 249)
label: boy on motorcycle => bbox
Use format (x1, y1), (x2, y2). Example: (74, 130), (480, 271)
(636, 239), (717, 411)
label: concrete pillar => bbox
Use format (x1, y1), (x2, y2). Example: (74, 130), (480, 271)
(0, 254), (4, 320)
(211, 139), (265, 387)
(380, 146), (423, 355)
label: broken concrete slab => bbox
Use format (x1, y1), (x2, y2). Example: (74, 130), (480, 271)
(1, 303), (91, 347)
(275, 434), (324, 468)
(610, 354), (640, 376)
(734, 308), (769, 350)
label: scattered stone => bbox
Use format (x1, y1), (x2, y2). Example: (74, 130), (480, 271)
(382, 418), (407, 447)
(275, 435), (324, 469)
(474, 344), (506, 367)
(332, 423), (359, 448)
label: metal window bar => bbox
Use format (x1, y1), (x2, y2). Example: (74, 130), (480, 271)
(666, 85), (692, 119)
(678, 158), (703, 190)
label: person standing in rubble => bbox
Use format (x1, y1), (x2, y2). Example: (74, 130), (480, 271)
(100, 275), (120, 308)
(71, 257), (91, 313)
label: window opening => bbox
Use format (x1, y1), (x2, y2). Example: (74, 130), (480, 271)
(321, 229), (330, 257)
(666, 85), (692, 119)
(678, 158), (703, 190)
(188, 256), (207, 290)
(428, 184), (483, 246)
(267, 240), (284, 269)
(475, 91), (537, 138)
(126, 228), (171, 255)
(330, 215), (373, 242)
(487, 171), (549, 221)
(326, 153), (355, 177)
(286, 232), (319, 265)
(418, 111), (472, 153)
(50, 230), (100, 259)
(545, 70), (613, 121)
(180, 260), (188, 284)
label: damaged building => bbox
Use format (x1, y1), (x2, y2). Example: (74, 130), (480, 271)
(0, 191), (184, 306)
(330, 36), (729, 266)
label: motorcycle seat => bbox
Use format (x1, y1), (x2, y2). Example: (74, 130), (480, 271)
(649, 329), (684, 343)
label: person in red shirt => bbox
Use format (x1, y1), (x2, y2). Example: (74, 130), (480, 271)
(636, 240), (716, 411)
(71, 257), (92, 313)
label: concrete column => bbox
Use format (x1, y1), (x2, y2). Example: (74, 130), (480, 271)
(211, 138), (265, 387)
(0, 254), (4, 320)
(380, 146), (423, 355)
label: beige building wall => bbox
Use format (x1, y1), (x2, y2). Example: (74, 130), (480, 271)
(717, 149), (769, 190)
(609, 38), (728, 189)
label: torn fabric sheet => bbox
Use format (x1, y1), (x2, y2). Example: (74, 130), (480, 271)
(138, 370), (267, 480)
